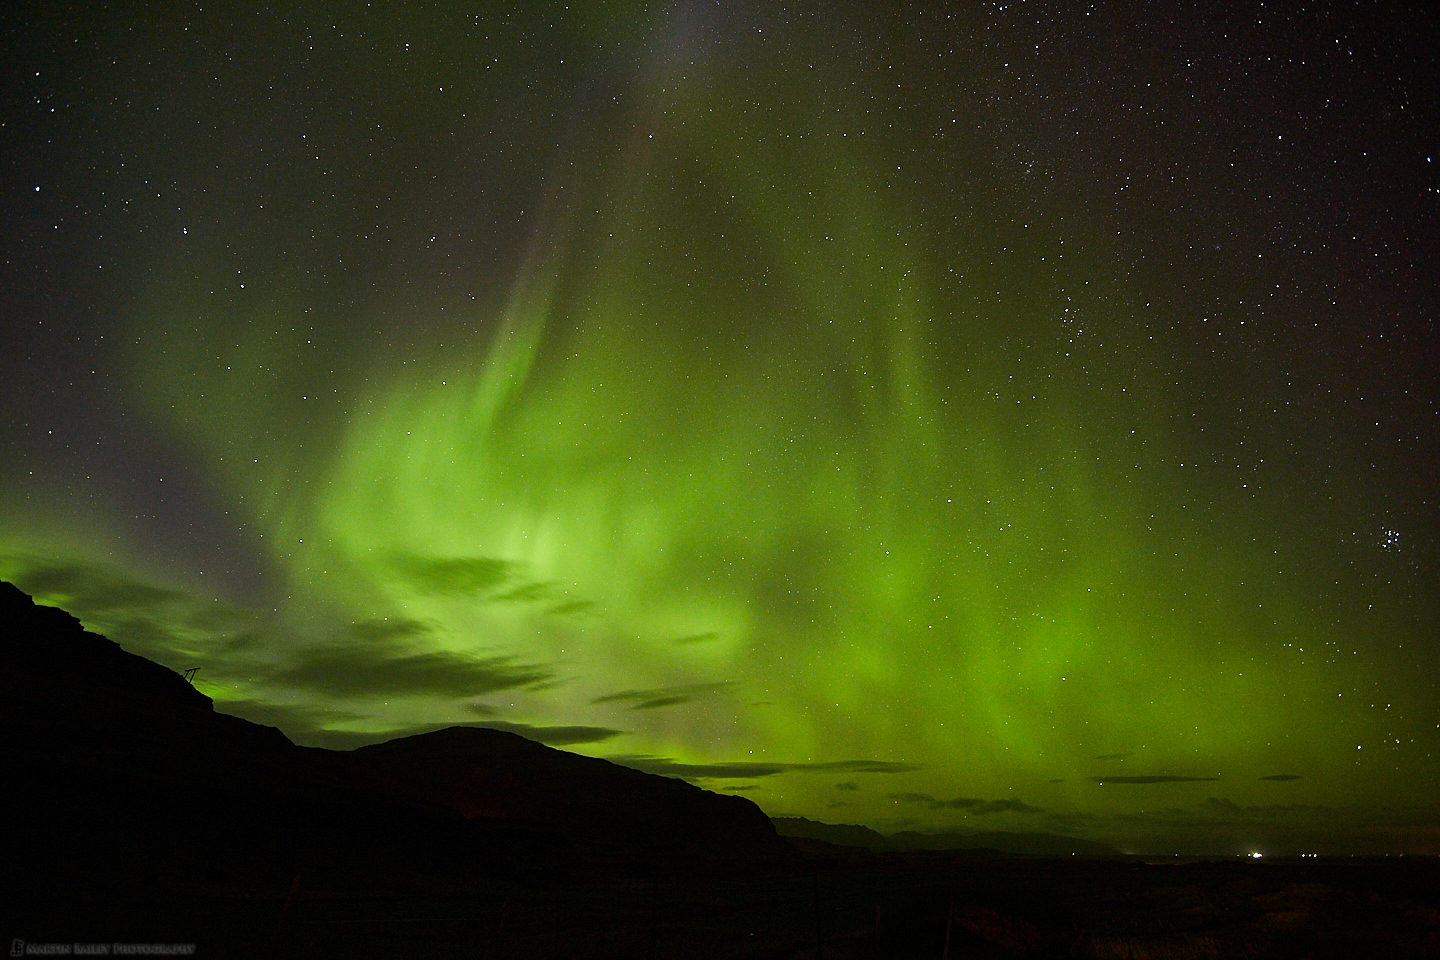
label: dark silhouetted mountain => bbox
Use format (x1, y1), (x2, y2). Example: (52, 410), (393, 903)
(2, 581), (490, 890)
(347, 726), (778, 856)
(771, 816), (888, 849)
(1, 580), (780, 896)
(2, 579), (213, 714)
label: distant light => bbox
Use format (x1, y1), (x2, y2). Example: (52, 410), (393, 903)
(1249, 851), (1263, 859)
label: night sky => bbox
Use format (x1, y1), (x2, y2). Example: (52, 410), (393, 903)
(3, 2), (1436, 856)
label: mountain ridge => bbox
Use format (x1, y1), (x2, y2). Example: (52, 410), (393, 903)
(1, 580), (782, 886)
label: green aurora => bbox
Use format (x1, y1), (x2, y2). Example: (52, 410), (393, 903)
(2, 3), (1435, 854)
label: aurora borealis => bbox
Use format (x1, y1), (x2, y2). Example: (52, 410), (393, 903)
(2, 2), (1436, 855)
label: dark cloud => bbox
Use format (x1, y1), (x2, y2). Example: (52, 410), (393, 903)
(1259, 774), (1302, 781)
(546, 599), (595, 617)
(828, 761), (923, 774)
(615, 758), (796, 778)
(633, 695), (693, 709)
(267, 642), (552, 698)
(1, 556), (560, 707)
(0, 554), (259, 666)
(613, 757), (921, 780)
(98, 615), (212, 663)
(591, 682), (729, 710)
(385, 555), (575, 609)
(834, 781), (859, 792)
(492, 581), (557, 605)
(386, 554), (513, 595)
(213, 627), (273, 654)
(934, 798), (989, 810)
(2, 554), (254, 634)
(888, 793), (1043, 815)
(348, 617), (433, 643)
(4, 555), (189, 612)
(470, 720), (624, 746)
(215, 697), (365, 738)
(1090, 776), (1220, 785)
(671, 632), (721, 645)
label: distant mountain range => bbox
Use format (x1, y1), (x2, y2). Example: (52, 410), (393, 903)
(772, 816), (1120, 858)
(0, 580), (780, 889)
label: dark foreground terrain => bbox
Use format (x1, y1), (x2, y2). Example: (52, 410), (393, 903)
(5, 579), (1438, 958)
(12, 848), (1440, 959)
